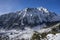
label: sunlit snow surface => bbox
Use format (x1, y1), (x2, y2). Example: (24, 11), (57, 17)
(0, 28), (34, 40)
(0, 28), (60, 40)
(47, 33), (60, 40)
(0, 23), (60, 40)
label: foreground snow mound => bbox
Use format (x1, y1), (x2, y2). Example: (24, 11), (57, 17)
(47, 33), (60, 40)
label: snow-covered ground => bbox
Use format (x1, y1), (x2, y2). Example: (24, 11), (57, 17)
(0, 27), (60, 40)
(0, 28), (34, 40)
(0, 23), (60, 40)
(47, 33), (60, 40)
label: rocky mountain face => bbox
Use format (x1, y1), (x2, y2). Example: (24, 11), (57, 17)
(0, 7), (60, 30)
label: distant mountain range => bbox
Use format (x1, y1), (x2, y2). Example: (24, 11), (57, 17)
(0, 7), (60, 30)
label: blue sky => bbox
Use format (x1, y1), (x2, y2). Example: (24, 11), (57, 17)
(0, 0), (60, 15)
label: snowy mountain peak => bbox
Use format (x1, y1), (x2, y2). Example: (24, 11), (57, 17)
(23, 7), (49, 15)
(24, 7), (49, 13)
(37, 7), (49, 13)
